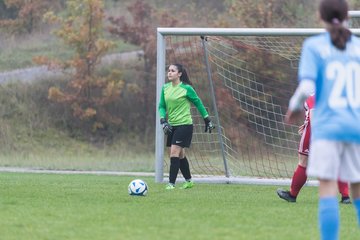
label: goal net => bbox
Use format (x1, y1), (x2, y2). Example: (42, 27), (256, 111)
(155, 26), (360, 184)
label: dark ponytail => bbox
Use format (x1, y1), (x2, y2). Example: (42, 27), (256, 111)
(173, 63), (193, 86)
(319, 0), (351, 50)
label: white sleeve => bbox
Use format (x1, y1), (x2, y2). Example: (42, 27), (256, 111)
(288, 80), (315, 111)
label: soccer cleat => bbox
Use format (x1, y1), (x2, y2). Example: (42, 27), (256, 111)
(165, 183), (175, 190)
(340, 196), (351, 204)
(276, 188), (296, 203)
(180, 180), (194, 189)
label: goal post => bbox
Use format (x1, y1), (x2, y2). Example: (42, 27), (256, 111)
(155, 27), (360, 185)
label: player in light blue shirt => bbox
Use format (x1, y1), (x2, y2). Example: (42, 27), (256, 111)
(285, 0), (360, 239)
(298, 31), (360, 144)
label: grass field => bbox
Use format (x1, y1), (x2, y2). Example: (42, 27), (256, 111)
(0, 172), (358, 240)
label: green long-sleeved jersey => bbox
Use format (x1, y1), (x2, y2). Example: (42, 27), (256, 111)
(158, 82), (209, 126)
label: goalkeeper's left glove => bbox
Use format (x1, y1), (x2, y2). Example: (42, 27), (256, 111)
(204, 117), (215, 133)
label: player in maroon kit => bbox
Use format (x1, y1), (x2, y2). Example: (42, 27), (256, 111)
(277, 95), (351, 203)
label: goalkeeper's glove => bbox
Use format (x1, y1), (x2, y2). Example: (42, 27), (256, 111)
(204, 117), (215, 133)
(160, 118), (172, 135)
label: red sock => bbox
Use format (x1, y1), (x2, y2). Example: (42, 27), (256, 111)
(290, 165), (307, 197)
(337, 181), (349, 198)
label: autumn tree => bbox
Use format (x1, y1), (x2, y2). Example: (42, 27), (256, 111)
(34, 0), (124, 135)
(222, 0), (317, 28)
(0, 0), (57, 34)
(108, 0), (185, 134)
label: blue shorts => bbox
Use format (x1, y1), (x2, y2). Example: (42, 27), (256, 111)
(166, 124), (193, 148)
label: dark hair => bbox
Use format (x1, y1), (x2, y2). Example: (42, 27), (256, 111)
(319, 0), (351, 50)
(173, 63), (192, 86)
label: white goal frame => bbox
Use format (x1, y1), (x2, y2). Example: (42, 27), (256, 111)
(155, 26), (360, 185)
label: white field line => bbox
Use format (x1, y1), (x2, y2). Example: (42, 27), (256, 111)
(0, 167), (319, 186)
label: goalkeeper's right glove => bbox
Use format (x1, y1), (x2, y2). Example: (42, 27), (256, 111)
(160, 118), (172, 135)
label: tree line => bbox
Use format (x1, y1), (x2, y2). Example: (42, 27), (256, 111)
(0, 0), (359, 143)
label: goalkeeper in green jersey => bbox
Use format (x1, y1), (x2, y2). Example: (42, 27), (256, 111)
(158, 63), (215, 190)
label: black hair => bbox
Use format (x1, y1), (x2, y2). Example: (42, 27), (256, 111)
(319, 0), (351, 50)
(172, 63), (193, 86)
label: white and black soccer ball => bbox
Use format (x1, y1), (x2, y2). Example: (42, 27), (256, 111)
(128, 179), (148, 196)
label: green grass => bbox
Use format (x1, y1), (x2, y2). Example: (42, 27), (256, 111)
(0, 151), (154, 172)
(0, 173), (358, 240)
(0, 125), (154, 172)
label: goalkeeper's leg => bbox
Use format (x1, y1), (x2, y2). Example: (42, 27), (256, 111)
(169, 156), (180, 185)
(179, 148), (194, 189)
(179, 149), (192, 181)
(167, 144), (183, 189)
(168, 125), (194, 189)
(179, 156), (194, 189)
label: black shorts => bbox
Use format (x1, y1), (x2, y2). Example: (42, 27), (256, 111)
(166, 124), (193, 148)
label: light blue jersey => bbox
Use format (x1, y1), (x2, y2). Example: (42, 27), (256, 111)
(298, 32), (360, 143)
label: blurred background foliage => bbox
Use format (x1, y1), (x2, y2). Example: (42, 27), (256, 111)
(0, 0), (360, 169)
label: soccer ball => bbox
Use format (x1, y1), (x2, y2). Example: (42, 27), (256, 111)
(128, 179), (148, 196)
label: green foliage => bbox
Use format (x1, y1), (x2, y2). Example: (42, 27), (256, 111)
(0, 77), (154, 169)
(1, 173), (359, 240)
(0, 80), (53, 153)
(0, 0), (58, 34)
(224, 0), (318, 27)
